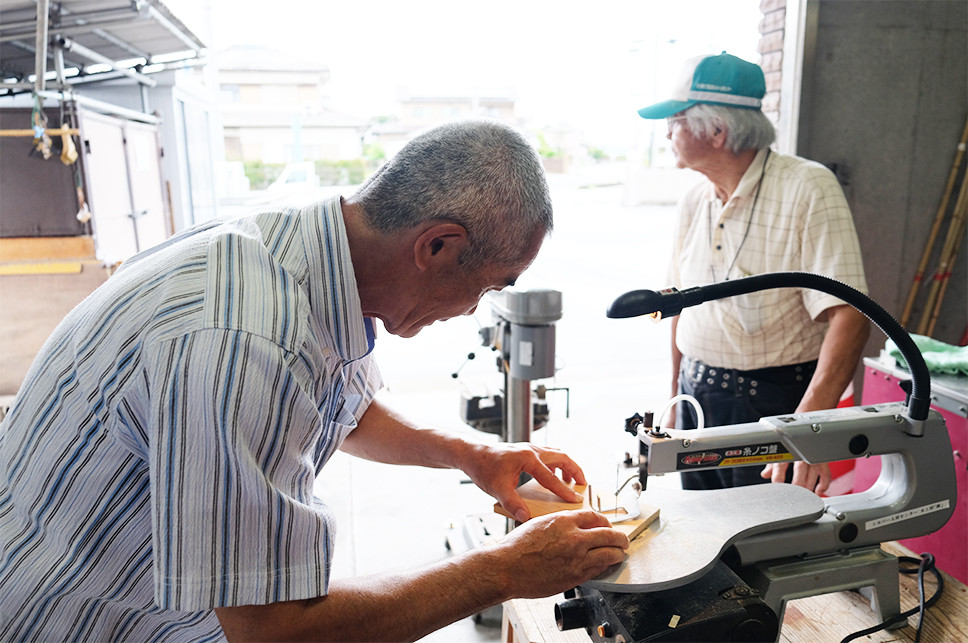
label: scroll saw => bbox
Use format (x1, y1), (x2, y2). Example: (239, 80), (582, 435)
(554, 272), (957, 643)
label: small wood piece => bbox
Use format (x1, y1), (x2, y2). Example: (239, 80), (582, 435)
(494, 479), (660, 541)
(0, 128), (80, 137)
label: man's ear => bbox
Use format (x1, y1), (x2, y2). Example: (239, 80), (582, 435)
(413, 222), (469, 270)
(710, 123), (728, 149)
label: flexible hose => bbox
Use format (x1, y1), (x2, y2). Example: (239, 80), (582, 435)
(658, 394), (705, 430)
(608, 272), (931, 421)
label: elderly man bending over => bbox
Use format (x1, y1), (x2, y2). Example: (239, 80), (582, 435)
(0, 120), (629, 642)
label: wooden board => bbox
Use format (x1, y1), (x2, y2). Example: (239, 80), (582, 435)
(493, 479), (660, 541)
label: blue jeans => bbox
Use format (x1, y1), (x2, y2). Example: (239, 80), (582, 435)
(676, 357), (816, 490)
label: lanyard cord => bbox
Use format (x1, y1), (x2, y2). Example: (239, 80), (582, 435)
(709, 149), (771, 282)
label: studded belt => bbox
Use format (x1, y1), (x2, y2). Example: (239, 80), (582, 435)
(681, 356), (818, 396)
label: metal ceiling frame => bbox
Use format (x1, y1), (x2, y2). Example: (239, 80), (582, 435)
(0, 0), (206, 116)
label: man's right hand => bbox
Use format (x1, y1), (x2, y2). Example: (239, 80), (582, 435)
(216, 509), (630, 642)
(492, 509), (630, 599)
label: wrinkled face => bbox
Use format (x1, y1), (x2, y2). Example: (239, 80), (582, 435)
(665, 113), (708, 170)
(385, 232), (544, 338)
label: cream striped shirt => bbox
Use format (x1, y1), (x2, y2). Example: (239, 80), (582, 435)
(0, 196), (382, 641)
(669, 148), (868, 370)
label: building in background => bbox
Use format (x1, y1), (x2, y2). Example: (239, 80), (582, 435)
(214, 45), (368, 191)
(367, 87), (518, 160)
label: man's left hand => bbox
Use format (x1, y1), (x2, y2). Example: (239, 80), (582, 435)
(459, 442), (586, 523)
(761, 461), (831, 495)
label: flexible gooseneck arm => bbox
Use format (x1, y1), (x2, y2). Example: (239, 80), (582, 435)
(606, 271), (931, 422)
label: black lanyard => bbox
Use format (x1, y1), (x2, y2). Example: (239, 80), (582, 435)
(708, 149), (771, 282)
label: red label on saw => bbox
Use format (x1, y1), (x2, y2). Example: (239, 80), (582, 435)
(677, 442), (793, 469)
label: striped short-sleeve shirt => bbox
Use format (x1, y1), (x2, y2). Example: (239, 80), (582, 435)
(0, 196), (382, 641)
(668, 148), (868, 370)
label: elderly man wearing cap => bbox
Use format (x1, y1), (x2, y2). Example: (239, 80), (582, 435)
(638, 52), (870, 495)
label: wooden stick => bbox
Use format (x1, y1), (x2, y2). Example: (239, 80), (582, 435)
(918, 172), (968, 336)
(926, 203), (967, 336)
(0, 128), (80, 137)
(901, 116), (968, 328)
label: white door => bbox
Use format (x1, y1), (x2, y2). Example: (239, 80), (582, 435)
(81, 110), (170, 264)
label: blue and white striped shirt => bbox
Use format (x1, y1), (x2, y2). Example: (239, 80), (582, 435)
(0, 196), (382, 641)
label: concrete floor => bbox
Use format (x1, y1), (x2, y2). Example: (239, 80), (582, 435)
(0, 170), (681, 640)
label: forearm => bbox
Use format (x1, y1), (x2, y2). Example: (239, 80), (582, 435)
(663, 318), (682, 427)
(217, 546), (509, 642)
(670, 317), (682, 398)
(796, 305), (870, 413)
(339, 396), (473, 470)
(340, 395), (584, 521)
(216, 511), (629, 642)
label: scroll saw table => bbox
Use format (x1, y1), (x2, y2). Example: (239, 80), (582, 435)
(502, 539), (968, 642)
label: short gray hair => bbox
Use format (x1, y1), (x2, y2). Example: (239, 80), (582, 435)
(351, 120), (553, 269)
(680, 104), (776, 153)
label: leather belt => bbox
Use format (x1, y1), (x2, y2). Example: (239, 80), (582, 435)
(681, 356), (817, 396)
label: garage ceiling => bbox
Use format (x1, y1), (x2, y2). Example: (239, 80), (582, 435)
(0, 0), (205, 91)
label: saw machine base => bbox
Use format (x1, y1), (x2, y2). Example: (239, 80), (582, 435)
(557, 562), (778, 642)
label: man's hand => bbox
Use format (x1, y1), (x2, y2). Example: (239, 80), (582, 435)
(216, 509), (629, 642)
(493, 509), (630, 598)
(761, 461), (832, 495)
(457, 442), (586, 523)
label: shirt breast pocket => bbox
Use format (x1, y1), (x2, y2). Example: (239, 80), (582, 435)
(731, 288), (781, 335)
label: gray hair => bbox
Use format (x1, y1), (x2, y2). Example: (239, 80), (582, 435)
(350, 120), (553, 270)
(680, 104), (776, 153)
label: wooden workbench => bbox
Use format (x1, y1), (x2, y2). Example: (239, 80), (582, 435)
(502, 542), (968, 642)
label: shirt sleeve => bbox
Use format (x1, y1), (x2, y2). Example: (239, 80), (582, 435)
(796, 167), (869, 319)
(339, 353), (383, 427)
(146, 328), (342, 611)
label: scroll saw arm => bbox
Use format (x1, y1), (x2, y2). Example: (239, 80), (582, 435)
(606, 271), (954, 565)
(552, 272), (957, 642)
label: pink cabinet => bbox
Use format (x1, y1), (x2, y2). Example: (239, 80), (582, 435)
(856, 358), (968, 584)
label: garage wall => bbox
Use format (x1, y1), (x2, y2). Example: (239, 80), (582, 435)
(0, 108), (83, 238)
(797, 0), (967, 347)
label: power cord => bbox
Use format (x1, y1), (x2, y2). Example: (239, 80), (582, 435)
(840, 553), (944, 643)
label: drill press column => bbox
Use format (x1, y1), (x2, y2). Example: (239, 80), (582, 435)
(490, 288), (562, 443)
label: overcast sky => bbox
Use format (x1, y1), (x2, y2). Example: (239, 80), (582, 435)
(167, 0), (762, 149)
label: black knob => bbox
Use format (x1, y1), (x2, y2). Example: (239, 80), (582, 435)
(554, 598), (590, 631)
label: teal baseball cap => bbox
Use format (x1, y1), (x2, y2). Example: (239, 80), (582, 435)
(637, 52), (766, 119)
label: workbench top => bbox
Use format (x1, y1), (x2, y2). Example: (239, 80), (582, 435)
(863, 355), (968, 416)
(502, 542), (968, 643)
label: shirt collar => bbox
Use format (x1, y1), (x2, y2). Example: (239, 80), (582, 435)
(731, 147), (771, 202)
(705, 147), (771, 208)
(299, 196), (373, 361)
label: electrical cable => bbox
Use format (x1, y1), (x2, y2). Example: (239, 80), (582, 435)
(839, 553), (944, 643)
